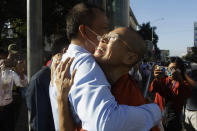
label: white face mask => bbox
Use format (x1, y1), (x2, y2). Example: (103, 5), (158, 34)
(86, 39), (97, 49)
(86, 38), (97, 48)
(86, 27), (102, 42)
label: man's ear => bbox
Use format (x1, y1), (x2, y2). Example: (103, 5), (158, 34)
(123, 52), (138, 65)
(79, 25), (87, 39)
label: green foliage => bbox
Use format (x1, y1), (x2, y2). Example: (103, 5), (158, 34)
(11, 18), (27, 37)
(138, 22), (161, 60)
(183, 47), (197, 62)
(0, 0), (80, 51)
(43, 0), (80, 37)
(138, 22), (158, 45)
(0, 0), (26, 51)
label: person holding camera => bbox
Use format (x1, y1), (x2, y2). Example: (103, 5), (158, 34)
(149, 57), (192, 131)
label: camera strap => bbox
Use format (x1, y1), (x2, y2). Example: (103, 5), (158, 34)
(169, 80), (176, 89)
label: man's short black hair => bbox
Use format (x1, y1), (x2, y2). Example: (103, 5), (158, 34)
(66, 2), (103, 40)
(51, 37), (69, 56)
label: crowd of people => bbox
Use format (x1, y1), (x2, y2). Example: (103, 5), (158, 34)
(0, 44), (28, 131)
(0, 2), (197, 131)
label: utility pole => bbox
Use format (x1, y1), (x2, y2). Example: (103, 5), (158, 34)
(27, 0), (42, 81)
(151, 18), (164, 43)
(152, 27), (154, 42)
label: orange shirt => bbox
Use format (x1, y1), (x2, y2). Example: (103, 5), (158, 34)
(112, 74), (146, 106)
(111, 74), (160, 131)
(149, 77), (192, 112)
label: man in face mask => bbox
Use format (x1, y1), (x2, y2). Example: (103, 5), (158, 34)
(49, 2), (161, 131)
(66, 4), (108, 54)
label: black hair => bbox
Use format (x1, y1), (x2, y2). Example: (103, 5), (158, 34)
(66, 2), (103, 40)
(51, 37), (69, 56)
(168, 56), (186, 80)
(0, 49), (7, 56)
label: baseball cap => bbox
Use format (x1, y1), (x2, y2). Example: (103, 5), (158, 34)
(8, 44), (18, 54)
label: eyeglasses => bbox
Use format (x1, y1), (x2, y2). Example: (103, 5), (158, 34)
(100, 33), (132, 51)
(167, 67), (181, 76)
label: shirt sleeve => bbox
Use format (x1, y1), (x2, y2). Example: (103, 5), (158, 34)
(12, 71), (26, 87)
(150, 77), (192, 101)
(149, 77), (172, 98)
(67, 54), (161, 131)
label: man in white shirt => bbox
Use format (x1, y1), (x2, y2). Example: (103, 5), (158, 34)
(50, 2), (162, 131)
(0, 59), (27, 131)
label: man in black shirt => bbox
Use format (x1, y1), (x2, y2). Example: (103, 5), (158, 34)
(185, 63), (197, 131)
(26, 37), (69, 131)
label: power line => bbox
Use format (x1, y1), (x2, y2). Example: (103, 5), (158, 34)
(159, 29), (193, 34)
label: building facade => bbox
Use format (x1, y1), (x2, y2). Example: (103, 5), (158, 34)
(160, 50), (169, 62)
(129, 7), (138, 29)
(187, 47), (193, 54)
(88, 0), (138, 30)
(194, 22), (197, 47)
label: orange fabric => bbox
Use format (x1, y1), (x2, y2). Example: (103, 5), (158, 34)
(76, 74), (160, 131)
(112, 74), (145, 106)
(111, 74), (160, 131)
(149, 77), (192, 112)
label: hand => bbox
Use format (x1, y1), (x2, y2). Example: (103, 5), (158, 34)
(154, 65), (165, 79)
(51, 53), (62, 86)
(15, 61), (25, 79)
(56, 57), (76, 102)
(170, 69), (183, 81)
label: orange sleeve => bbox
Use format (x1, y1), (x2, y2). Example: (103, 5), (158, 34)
(149, 77), (166, 93)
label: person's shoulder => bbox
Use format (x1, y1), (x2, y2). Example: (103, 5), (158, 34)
(69, 52), (95, 69)
(30, 66), (50, 81)
(11, 69), (20, 77)
(76, 53), (94, 62)
(65, 45), (95, 64)
(65, 45), (98, 69)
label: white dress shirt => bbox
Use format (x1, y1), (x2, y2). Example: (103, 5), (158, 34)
(0, 68), (26, 106)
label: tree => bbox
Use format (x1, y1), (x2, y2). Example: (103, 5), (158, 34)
(183, 47), (197, 62)
(0, 0), (26, 36)
(43, 0), (80, 37)
(138, 22), (161, 60)
(0, 0), (81, 51)
(0, 0), (26, 52)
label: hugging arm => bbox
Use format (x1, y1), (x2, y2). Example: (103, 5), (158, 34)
(51, 56), (76, 131)
(68, 55), (162, 131)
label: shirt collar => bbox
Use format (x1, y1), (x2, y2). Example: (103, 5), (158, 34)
(67, 43), (90, 54)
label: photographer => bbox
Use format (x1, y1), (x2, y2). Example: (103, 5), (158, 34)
(149, 57), (192, 131)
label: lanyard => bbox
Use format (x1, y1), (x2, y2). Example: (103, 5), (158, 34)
(169, 80), (176, 89)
